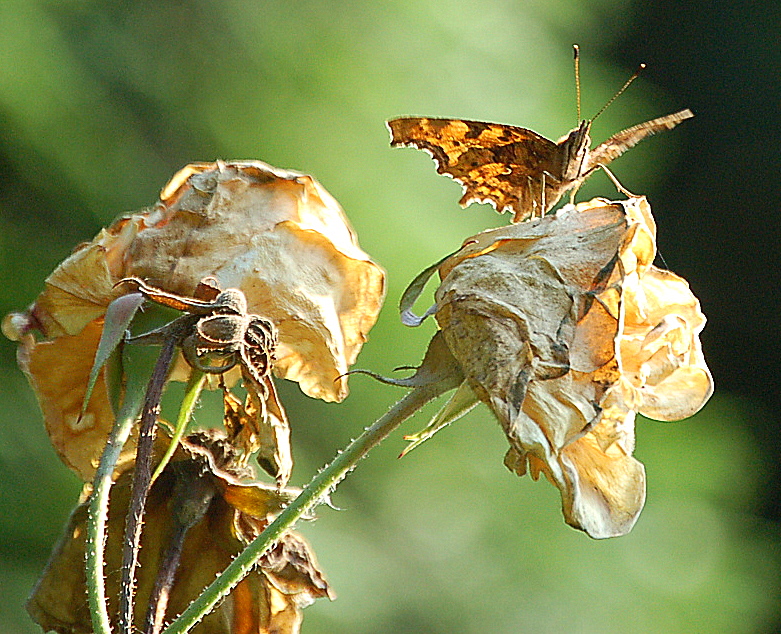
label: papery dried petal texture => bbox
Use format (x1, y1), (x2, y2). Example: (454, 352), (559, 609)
(432, 197), (711, 538)
(27, 431), (333, 634)
(3, 160), (385, 479)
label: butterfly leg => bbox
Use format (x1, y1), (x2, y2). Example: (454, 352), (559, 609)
(600, 165), (638, 198)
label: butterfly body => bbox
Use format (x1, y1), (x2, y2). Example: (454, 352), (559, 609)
(388, 109), (692, 223)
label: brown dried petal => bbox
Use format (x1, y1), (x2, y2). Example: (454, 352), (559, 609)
(127, 161), (385, 402)
(434, 197), (712, 538)
(4, 160), (383, 478)
(15, 323), (136, 479)
(610, 197), (713, 421)
(223, 378), (293, 487)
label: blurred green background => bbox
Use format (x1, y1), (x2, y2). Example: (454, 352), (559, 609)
(2, 0), (780, 632)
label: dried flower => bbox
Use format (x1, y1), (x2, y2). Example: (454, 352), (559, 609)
(3, 160), (385, 479)
(398, 197), (712, 538)
(27, 430), (333, 634)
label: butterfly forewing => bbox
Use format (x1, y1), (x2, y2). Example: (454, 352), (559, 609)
(585, 109), (694, 174)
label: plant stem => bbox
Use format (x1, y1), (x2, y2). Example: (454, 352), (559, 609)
(144, 467), (216, 634)
(86, 352), (154, 634)
(162, 384), (439, 634)
(118, 337), (178, 634)
(151, 370), (205, 486)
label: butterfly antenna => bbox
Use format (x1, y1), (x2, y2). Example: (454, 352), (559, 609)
(592, 62), (645, 123)
(573, 44), (582, 122)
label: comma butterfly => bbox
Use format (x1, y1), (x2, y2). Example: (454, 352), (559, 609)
(388, 50), (692, 223)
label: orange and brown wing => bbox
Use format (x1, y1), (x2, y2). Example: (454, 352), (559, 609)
(388, 117), (563, 222)
(586, 109), (694, 173)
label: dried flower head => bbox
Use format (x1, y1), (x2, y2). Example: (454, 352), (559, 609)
(3, 160), (385, 479)
(397, 197), (712, 538)
(27, 430), (333, 634)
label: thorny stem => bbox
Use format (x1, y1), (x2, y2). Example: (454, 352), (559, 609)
(162, 384), (440, 634)
(118, 337), (179, 634)
(86, 366), (149, 634)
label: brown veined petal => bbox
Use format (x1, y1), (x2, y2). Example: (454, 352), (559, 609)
(126, 161), (386, 402)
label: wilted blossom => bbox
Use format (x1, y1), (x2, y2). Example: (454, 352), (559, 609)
(399, 197), (712, 538)
(3, 160), (385, 479)
(27, 430), (334, 634)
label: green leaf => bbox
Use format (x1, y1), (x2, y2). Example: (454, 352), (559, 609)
(80, 292), (145, 421)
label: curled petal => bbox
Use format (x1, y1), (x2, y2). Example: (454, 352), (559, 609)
(15, 324), (134, 479)
(126, 161), (385, 402)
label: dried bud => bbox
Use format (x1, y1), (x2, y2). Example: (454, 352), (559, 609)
(407, 197), (712, 538)
(3, 160), (385, 478)
(27, 431), (333, 634)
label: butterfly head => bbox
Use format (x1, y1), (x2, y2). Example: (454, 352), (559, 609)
(557, 119), (592, 180)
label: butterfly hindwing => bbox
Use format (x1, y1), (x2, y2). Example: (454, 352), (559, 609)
(388, 117), (568, 221)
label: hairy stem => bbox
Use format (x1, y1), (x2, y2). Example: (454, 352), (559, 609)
(118, 338), (178, 634)
(86, 373), (148, 634)
(162, 384), (441, 634)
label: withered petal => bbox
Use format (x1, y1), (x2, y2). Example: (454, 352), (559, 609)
(16, 323), (136, 480)
(126, 161), (385, 402)
(5, 160), (384, 478)
(428, 197), (711, 538)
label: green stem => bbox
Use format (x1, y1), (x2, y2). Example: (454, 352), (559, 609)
(162, 384), (439, 634)
(86, 357), (151, 634)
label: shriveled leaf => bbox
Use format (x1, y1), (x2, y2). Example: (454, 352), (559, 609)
(399, 251), (455, 327)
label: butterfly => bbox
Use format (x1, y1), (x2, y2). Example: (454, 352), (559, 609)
(387, 109), (693, 223)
